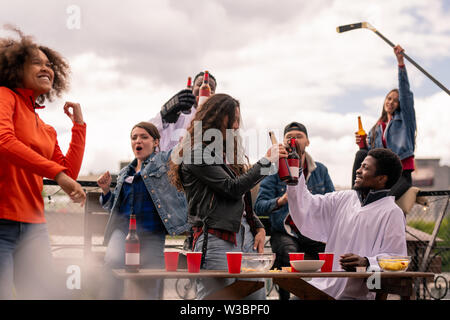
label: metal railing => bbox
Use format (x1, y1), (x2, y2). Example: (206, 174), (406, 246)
(406, 190), (450, 299)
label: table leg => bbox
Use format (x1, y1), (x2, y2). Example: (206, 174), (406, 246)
(203, 280), (264, 300)
(274, 278), (334, 300)
(123, 279), (147, 300)
(369, 277), (414, 300)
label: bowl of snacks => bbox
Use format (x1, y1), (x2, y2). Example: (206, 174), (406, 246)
(377, 256), (411, 272)
(241, 253), (276, 272)
(290, 260), (324, 272)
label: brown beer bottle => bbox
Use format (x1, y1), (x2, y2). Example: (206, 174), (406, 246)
(357, 116), (367, 149)
(125, 214), (140, 273)
(285, 138), (300, 186)
(197, 70), (211, 107)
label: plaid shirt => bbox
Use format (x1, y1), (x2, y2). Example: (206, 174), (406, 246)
(192, 192), (260, 249)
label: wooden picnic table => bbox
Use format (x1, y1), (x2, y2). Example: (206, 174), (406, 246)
(113, 269), (434, 300)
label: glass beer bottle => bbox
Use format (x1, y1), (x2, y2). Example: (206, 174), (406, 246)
(357, 116), (367, 149)
(125, 214), (140, 273)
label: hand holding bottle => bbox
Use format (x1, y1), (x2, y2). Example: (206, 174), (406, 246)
(160, 89), (196, 123)
(355, 116), (367, 149)
(293, 139), (306, 168)
(265, 143), (287, 163)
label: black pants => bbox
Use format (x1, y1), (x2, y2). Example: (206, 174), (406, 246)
(351, 149), (412, 200)
(270, 230), (325, 300)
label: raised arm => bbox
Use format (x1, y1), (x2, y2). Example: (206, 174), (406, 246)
(394, 45), (415, 127)
(287, 172), (340, 243)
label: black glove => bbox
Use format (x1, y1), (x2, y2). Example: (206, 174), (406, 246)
(160, 89), (196, 123)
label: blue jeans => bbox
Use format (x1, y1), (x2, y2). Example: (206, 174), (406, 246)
(99, 228), (165, 299)
(193, 216), (266, 300)
(0, 219), (54, 299)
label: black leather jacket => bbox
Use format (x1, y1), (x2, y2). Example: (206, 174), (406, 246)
(180, 150), (271, 234)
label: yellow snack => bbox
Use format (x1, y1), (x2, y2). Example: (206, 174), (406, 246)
(241, 267), (257, 272)
(378, 259), (409, 271)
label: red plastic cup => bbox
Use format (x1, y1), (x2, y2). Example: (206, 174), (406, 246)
(319, 253), (334, 272)
(186, 252), (202, 273)
(226, 252), (242, 274)
(164, 251), (179, 271)
(289, 252), (304, 272)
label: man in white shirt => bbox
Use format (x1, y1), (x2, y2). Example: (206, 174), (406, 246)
(287, 147), (406, 299)
(149, 71), (217, 152)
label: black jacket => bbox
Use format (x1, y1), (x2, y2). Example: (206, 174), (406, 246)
(180, 148), (271, 234)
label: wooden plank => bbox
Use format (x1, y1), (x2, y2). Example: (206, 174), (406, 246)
(274, 278), (334, 300)
(203, 280), (264, 300)
(113, 269), (435, 280)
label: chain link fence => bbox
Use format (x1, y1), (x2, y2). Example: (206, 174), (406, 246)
(406, 193), (450, 299)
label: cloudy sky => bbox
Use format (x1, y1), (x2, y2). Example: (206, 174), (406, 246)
(1, 0), (449, 188)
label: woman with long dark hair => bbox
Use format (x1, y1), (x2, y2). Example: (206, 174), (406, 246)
(352, 45), (416, 199)
(169, 93), (284, 299)
(97, 122), (190, 299)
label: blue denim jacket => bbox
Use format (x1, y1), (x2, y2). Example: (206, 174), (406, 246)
(368, 66), (416, 160)
(101, 150), (190, 245)
(254, 153), (335, 236)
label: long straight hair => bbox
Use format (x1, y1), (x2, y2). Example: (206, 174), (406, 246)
(369, 89), (399, 149)
(168, 93), (248, 191)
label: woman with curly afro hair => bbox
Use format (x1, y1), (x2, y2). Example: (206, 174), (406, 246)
(0, 25), (87, 299)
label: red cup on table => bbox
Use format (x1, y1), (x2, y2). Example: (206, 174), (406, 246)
(164, 251), (179, 271)
(319, 252), (334, 272)
(226, 252), (242, 274)
(289, 252), (304, 272)
(186, 252), (202, 273)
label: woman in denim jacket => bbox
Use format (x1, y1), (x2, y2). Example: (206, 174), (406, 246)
(96, 122), (190, 299)
(352, 45), (416, 199)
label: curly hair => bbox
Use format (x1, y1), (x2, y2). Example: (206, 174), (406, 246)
(168, 93), (249, 191)
(0, 25), (70, 104)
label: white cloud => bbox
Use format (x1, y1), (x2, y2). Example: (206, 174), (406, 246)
(9, 0), (449, 189)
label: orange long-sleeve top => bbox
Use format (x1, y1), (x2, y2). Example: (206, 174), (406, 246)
(0, 87), (86, 223)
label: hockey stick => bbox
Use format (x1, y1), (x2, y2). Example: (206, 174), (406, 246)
(336, 22), (449, 95)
